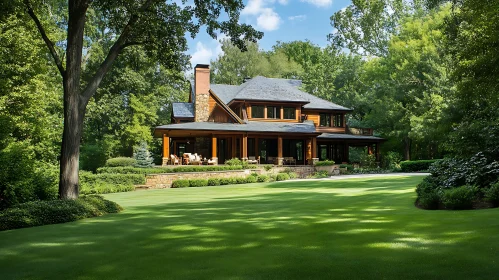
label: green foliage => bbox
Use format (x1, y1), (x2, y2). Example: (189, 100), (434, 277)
(80, 183), (134, 195)
(171, 180), (190, 188)
(257, 175), (269, 182)
(415, 177), (440, 210)
(315, 160), (336, 166)
(400, 160), (439, 172)
(0, 195), (122, 231)
(225, 158), (243, 166)
(105, 157), (137, 167)
(384, 151), (403, 170)
(80, 172), (145, 187)
(189, 179), (208, 188)
(360, 154), (376, 168)
(339, 164), (354, 171)
(246, 175), (257, 183)
(484, 182), (499, 207)
(288, 172), (298, 179)
(97, 165), (245, 174)
(133, 142), (154, 168)
(207, 178), (220, 186)
(309, 171), (329, 179)
(441, 186), (477, 210)
(263, 165), (273, 171)
(275, 173), (290, 181)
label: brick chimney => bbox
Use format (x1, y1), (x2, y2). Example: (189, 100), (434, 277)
(194, 64), (210, 122)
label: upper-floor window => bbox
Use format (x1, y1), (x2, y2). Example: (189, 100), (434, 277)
(319, 113), (330, 127)
(320, 113), (344, 127)
(251, 105), (264, 118)
(333, 114), (343, 127)
(267, 106), (280, 119)
(283, 107), (296, 119)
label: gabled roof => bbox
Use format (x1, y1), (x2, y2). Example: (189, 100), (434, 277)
(172, 103), (194, 118)
(156, 120), (318, 134)
(208, 77), (352, 111)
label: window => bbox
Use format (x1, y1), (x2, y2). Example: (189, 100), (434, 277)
(319, 113), (331, 127)
(251, 105), (264, 118)
(267, 106), (280, 119)
(283, 107), (296, 119)
(333, 114), (343, 127)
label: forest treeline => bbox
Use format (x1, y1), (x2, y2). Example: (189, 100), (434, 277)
(0, 0), (497, 178)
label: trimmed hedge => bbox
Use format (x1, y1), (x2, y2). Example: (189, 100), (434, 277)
(441, 186), (477, 210)
(400, 160), (439, 172)
(80, 172), (145, 185)
(171, 172), (292, 188)
(105, 157), (136, 167)
(315, 160), (335, 166)
(80, 183), (134, 195)
(0, 195), (122, 231)
(96, 165), (248, 174)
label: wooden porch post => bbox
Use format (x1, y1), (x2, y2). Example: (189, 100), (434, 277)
(312, 137), (317, 158)
(162, 134), (169, 166)
(306, 138), (312, 162)
(242, 134), (248, 160)
(277, 135), (283, 165)
(211, 135), (218, 165)
(368, 145), (373, 155)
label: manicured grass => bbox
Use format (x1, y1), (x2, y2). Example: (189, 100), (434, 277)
(1, 176), (499, 280)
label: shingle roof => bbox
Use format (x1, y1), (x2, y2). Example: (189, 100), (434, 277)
(156, 120), (318, 134)
(210, 84), (239, 104)
(318, 133), (384, 141)
(207, 77), (352, 111)
(172, 103), (194, 118)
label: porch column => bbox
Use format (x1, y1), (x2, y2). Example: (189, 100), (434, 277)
(277, 136), (283, 165)
(242, 134), (248, 160)
(368, 145), (373, 155)
(211, 135), (218, 165)
(311, 137), (318, 165)
(306, 138), (312, 162)
(231, 136), (236, 159)
(162, 134), (169, 166)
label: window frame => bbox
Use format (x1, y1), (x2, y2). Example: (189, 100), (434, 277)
(267, 106), (281, 119)
(251, 105), (265, 118)
(283, 107), (296, 120)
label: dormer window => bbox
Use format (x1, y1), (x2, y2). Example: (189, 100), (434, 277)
(320, 113), (344, 127)
(320, 113), (330, 127)
(283, 107), (296, 119)
(267, 106), (280, 119)
(251, 105), (264, 118)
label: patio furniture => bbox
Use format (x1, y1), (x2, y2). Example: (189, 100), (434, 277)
(170, 154), (180, 165)
(267, 156), (275, 165)
(247, 156), (260, 164)
(284, 157), (296, 165)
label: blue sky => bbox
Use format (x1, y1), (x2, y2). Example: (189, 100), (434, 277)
(188, 0), (351, 68)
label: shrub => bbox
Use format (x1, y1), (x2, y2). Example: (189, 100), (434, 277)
(400, 160), (438, 172)
(236, 177), (247, 184)
(225, 158), (242, 166)
(207, 178), (220, 186)
(276, 173), (290, 181)
(418, 192), (441, 210)
(105, 157), (136, 167)
(189, 179), (208, 188)
(257, 175), (269, 182)
(484, 181), (499, 207)
(441, 186), (477, 210)
(268, 174), (277, 182)
(0, 195), (122, 231)
(219, 178), (232, 185)
(360, 154), (376, 168)
(80, 183), (134, 195)
(315, 160), (335, 166)
(245, 164), (258, 169)
(80, 143), (108, 172)
(339, 164), (354, 171)
(288, 172), (298, 179)
(172, 179), (189, 188)
(80, 172), (145, 186)
(263, 165), (273, 171)
(309, 171), (329, 178)
(246, 175), (257, 183)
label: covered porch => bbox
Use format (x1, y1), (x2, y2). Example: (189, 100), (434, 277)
(317, 133), (385, 163)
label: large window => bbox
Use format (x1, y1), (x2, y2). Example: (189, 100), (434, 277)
(267, 106), (280, 119)
(251, 105), (264, 118)
(333, 114), (343, 127)
(319, 113), (331, 127)
(283, 107), (296, 119)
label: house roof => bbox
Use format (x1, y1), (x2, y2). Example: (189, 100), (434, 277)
(156, 120), (318, 134)
(318, 133), (385, 141)
(208, 77), (352, 111)
(172, 102), (194, 118)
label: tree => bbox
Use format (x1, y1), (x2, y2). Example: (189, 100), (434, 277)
(133, 142), (154, 168)
(7, 0), (263, 199)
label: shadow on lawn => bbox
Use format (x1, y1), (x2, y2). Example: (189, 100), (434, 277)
(1, 177), (498, 280)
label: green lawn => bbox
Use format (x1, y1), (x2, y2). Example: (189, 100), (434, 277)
(1, 176), (499, 280)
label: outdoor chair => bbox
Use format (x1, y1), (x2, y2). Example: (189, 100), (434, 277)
(170, 154), (180, 165)
(284, 157), (296, 165)
(247, 156), (260, 164)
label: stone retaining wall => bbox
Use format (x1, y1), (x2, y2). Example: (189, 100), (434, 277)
(145, 169), (260, 189)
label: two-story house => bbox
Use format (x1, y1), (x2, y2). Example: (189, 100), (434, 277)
(154, 64), (384, 165)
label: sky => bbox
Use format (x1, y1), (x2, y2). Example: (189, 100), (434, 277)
(188, 0), (351, 68)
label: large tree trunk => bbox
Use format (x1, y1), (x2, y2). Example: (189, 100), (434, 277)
(59, 0), (88, 199)
(404, 136), (411, 161)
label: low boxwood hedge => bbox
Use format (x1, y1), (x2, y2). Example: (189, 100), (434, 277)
(80, 183), (134, 195)
(171, 173), (291, 188)
(315, 160), (335, 166)
(96, 165), (249, 175)
(400, 160), (439, 172)
(105, 157), (136, 167)
(0, 195), (122, 231)
(80, 172), (145, 186)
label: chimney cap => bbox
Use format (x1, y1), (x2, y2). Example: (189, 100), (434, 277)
(195, 64), (210, 69)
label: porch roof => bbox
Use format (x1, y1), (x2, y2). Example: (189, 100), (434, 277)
(318, 133), (385, 141)
(155, 120), (319, 137)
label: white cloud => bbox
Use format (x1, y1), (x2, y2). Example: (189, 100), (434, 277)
(288, 14), (307, 21)
(277, 0), (289, 4)
(257, 8), (281, 31)
(190, 42), (213, 67)
(300, 0), (333, 8)
(242, 0), (265, 15)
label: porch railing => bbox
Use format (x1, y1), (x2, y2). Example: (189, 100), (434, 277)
(347, 126), (374, 136)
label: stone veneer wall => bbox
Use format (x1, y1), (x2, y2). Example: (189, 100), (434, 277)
(145, 169), (261, 189)
(264, 166), (315, 179)
(194, 93), (209, 122)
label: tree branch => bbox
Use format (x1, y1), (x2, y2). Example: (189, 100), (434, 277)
(80, 0), (156, 104)
(24, 0), (65, 77)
